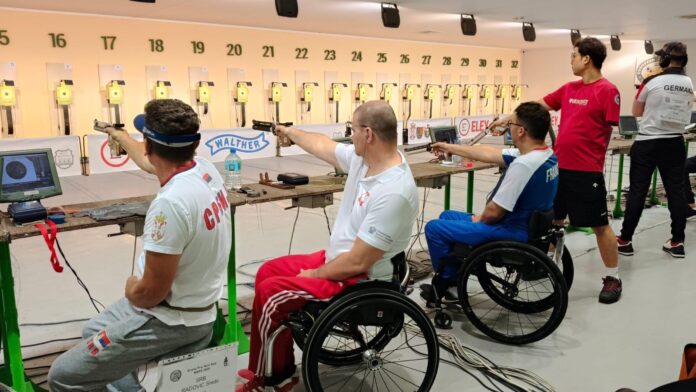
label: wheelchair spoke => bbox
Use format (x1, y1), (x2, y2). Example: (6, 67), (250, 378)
(357, 366), (370, 392)
(304, 295), (438, 392)
(377, 368), (398, 392)
(320, 363), (365, 391)
(382, 359), (427, 374)
(381, 366), (423, 389)
(381, 366), (407, 392)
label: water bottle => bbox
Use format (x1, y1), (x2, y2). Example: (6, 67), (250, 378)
(224, 147), (242, 191)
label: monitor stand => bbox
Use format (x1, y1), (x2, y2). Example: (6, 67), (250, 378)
(8, 200), (48, 225)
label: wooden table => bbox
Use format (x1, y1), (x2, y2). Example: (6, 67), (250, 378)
(0, 160), (494, 392)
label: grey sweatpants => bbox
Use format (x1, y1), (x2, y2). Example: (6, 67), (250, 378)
(48, 298), (213, 392)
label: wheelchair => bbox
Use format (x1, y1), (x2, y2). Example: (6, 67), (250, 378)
(428, 210), (574, 345)
(262, 252), (440, 391)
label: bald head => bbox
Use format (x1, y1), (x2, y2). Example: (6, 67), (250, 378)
(354, 100), (398, 144)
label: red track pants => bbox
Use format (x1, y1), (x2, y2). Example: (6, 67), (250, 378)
(247, 250), (364, 380)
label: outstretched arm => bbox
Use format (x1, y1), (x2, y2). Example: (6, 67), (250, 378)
(106, 128), (156, 174)
(431, 142), (505, 166)
(276, 125), (339, 168)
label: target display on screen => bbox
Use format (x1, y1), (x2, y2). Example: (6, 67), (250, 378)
(0, 149), (62, 202)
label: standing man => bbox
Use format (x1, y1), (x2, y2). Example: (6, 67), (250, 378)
(236, 100), (419, 391)
(493, 37), (622, 304)
(49, 99), (232, 391)
(617, 42), (693, 258)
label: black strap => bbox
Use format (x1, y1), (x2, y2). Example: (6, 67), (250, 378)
(5, 107), (13, 135)
(637, 133), (684, 137)
(159, 300), (215, 312)
(62, 105), (71, 135)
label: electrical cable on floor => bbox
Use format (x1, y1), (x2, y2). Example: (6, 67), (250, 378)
(322, 207), (332, 235)
(288, 206), (301, 255)
(131, 235), (138, 276)
(404, 322), (555, 392)
(21, 337), (81, 349)
(54, 238), (105, 313)
(20, 318), (89, 327)
(236, 258), (270, 279)
(406, 188), (434, 281)
(139, 363), (148, 383)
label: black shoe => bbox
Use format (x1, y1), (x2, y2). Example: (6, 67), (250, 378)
(662, 239), (685, 258)
(616, 236), (634, 256)
(599, 276), (622, 304)
(419, 283), (458, 306)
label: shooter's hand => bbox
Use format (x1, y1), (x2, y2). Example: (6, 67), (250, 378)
(430, 142), (453, 159)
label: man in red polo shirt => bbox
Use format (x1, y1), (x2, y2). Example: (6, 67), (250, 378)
(492, 37), (622, 304)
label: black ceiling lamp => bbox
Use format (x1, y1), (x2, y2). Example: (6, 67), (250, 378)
(460, 14), (477, 36)
(610, 35), (621, 51)
(522, 22), (536, 42)
(570, 29), (581, 44)
(130, 0), (156, 3)
(644, 40), (654, 54)
(275, 0), (299, 18)
(381, 3), (400, 28)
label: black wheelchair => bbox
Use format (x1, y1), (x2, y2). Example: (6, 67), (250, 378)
(262, 253), (440, 391)
(427, 210), (574, 345)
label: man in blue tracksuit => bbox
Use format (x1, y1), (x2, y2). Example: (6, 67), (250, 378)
(422, 101), (559, 302)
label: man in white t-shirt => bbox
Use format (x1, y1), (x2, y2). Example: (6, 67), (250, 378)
(617, 42), (694, 258)
(48, 99), (232, 391)
(236, 100), (418, 392)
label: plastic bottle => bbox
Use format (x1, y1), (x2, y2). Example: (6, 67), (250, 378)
(224, 147), (242, 190)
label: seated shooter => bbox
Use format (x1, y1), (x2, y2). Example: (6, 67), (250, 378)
(421, 102), (558, 302)
(236, 100), (419, 391)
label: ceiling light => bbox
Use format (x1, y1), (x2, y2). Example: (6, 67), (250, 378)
(381, 3), (400, 28)
(644, 40), (654, 54)
(275, 0), (298, 18)
(522, 22), (536, 42)
(460, 14), (477, 36)
(610, 35), (621, 51)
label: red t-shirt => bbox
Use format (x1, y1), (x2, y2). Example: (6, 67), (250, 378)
(543, 78), (620, 172)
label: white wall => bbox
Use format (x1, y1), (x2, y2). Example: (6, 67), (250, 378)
(522, 40), (696, 114)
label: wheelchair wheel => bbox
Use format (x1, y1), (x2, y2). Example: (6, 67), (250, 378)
(292, 313), (396, 366)
(302, 289), (439, 392)
(458, 242), (568, 344)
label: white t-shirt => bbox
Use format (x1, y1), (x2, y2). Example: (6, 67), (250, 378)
(326, 144), (418, 281)
(635, 70), (694, 141)
(136, 157), (232, 326)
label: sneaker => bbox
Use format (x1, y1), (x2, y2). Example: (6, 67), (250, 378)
(662, 239), (685, 258)
(616, 237), (634, 256)
(599, 276), (622, 304)
(687, 208), (696, 222)
(236, 369), (299, 392)
(420, 283), (459, 305)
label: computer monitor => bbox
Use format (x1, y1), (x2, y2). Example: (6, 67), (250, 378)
(429, 126), (458, 144)
(0, 148), (62, 203)
(618, 115), (639, 136)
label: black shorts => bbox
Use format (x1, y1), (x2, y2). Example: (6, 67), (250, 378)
(554, 169), (609, 227)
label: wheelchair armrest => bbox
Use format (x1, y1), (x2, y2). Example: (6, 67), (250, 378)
(528, 209), (554, 241)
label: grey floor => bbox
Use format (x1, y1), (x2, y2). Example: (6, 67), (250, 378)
(2, 146), (696, 392)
